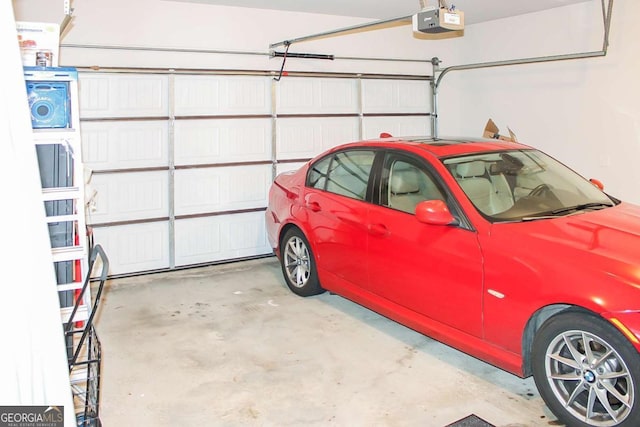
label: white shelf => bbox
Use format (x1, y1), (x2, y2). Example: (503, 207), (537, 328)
(45, 214), (79, 224)
(42, 186), (81, 201)
(57, 281), (84, 292)
(33, 127), (77, 135)
(32, 129), (78, 144)
(51, 245), (86, 262)
(69, 366), (89, 385)
(60, 304), (89, 324)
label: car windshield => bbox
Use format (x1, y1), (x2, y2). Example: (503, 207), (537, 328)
(443, 149), (616, 222)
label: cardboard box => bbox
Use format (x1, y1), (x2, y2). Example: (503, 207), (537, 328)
(16, 21), (60, 67)
(483, 118), (517, 142)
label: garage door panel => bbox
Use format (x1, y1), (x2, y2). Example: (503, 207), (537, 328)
(174, 75), (271, 116)
(77, 71), (431, 275)
(92, 222), (170, 275)
(88, 171), (169, 224)
(174, 118), (271, 165)
(79, 73), (169, 118)
(362, 79), (430, 113)
(276, 117), (359, 160)
(175, 212), (271, 266)
(363, 116), (430, 139)
(277, 78), (358, 114)
(174, 165), (271, 216)
(81, 121), (169, 170)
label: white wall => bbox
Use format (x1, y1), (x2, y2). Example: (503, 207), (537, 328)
(13, 0), (638, 203)
(445, 1), (639, 203)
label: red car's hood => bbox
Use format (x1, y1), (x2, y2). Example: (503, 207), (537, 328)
(496, 203), (640, 268)
(488, 202), (640, 315)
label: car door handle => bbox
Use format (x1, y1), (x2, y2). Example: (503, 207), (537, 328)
(367, 223), (389, 237)
(306, 201), (321, 212)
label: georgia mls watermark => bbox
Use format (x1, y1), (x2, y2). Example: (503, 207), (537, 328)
(0, 406), (63, 427)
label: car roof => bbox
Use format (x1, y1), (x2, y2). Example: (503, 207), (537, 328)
(336, 136), (532, 158)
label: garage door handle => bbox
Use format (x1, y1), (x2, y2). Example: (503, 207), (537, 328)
(367, 223), (389, 237)
(306, 201), (321, 212)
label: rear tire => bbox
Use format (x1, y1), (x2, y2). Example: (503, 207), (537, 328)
(532, 311), (640, 427)
(280, 228), (324, 297)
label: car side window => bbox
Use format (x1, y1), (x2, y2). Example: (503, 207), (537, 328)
(308, 156), (331, 190)
(385, 159), (445, 214)
(307, 150), (376, 201)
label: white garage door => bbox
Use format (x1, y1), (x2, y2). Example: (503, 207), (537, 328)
(79, 70), (431, 276)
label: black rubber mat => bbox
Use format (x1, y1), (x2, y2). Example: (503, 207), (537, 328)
(445, 414), (496, 427)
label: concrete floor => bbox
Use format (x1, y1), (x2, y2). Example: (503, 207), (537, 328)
(94, 257), (562, 427)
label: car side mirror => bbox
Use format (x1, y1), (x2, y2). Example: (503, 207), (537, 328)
(415, 200), (457, 226)
(590, 178), (604, 191)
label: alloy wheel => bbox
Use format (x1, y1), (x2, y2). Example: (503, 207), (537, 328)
(283, 236), (311, 288)
(544, 329), (634, 426)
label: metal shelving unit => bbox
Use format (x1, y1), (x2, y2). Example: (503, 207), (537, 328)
(24, 66), (103, 426)
(24, 66), (90, 324)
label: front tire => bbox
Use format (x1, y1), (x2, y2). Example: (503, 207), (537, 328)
(280, 228), (324, 297)
(532, 311), (640, 427)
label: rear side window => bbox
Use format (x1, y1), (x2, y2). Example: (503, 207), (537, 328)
(307, 150), (376, 201)
(308, 157), (331, 190)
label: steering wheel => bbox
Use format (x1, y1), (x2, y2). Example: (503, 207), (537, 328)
(529, 184), (552, 197)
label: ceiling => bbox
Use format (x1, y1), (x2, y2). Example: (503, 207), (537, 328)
(169, 0), (592, 23)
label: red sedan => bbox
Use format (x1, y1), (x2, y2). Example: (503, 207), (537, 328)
(265, 136), (640, 427)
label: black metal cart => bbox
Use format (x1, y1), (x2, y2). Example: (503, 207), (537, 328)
(64, 244), (109, 427)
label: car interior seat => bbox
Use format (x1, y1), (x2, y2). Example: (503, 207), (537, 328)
(455, 161), (495, 214)
(487, 164), (515, 213)
(389, 167), (426, 214)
